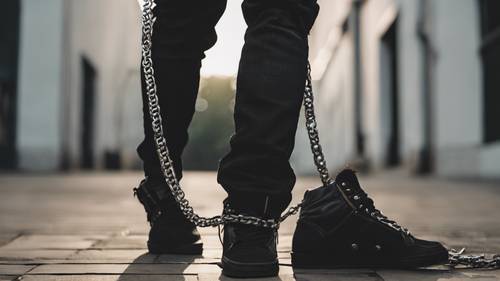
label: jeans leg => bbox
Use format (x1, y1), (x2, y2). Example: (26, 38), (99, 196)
(138, 0), (227, 181)
(217, 0), (320, 217)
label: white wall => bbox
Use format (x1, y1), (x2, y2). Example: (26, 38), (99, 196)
(17, 0), (143, 170)
(64, 0), (142, 168)
(300, 0), (500, 179)
(17, 0), (66, 170)
(431, 0), (500, 179)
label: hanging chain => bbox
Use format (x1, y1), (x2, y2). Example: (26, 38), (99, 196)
(304, 65), (334, 186)
(140, 0), (330, 229)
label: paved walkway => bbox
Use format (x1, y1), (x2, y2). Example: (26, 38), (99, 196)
(0, 171), (499, 280)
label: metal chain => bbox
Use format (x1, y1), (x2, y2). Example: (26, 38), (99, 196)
(140, 0), (500, 269)
(140, 0), (330, 229)
(304, 65), (334, 186)
(448, 248), (500, 269)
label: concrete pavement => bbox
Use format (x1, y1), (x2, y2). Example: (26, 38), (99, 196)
(0, 171), (499, 280)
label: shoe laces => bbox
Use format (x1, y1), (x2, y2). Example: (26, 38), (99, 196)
(356, 190), (412, 236)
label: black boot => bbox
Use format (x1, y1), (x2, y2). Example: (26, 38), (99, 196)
(134, 178), (203, 255)
(292, 169), (448, 269)
(221, 203), (279, 278)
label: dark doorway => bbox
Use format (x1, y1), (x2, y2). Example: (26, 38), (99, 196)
(479, 0), (500, 143)
(380, 21), (401, 167)
(81, 57), (97, 169)
(0, 0), (21, 169)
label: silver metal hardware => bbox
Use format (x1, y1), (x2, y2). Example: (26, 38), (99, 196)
(448, 248), (500, 269)
(351, 243), (359, 251)
(375, 245), (382, 251)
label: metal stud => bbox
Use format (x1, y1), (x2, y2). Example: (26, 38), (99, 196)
(341, 182), (347, 187)
(351, 243), (359, 251)
(375, 245), (382, 251)
(353, 195), (360, 200)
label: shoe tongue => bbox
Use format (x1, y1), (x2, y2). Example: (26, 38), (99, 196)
(335, 169), (365, 193)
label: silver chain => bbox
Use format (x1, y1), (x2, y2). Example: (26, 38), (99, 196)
(140, 0), (330, 230)
(140, 0), (499, 269)
(448, 248), (500, 269)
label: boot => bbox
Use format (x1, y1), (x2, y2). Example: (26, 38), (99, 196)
(221, 202), (279, 278)
(134, 178), (203, 255)
(292, 169), (448, 268)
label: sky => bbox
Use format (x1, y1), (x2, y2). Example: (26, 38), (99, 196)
(137, 0), (246, 76)
(200, 1), (246, 77)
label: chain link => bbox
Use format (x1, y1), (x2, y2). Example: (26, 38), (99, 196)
(448, 248), (500, 269)
(140, 0), (330, 229)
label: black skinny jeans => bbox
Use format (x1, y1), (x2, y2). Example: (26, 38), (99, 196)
(138, 0), (319, 218)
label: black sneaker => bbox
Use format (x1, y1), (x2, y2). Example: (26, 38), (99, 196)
(221, 223), (279, 278)
(134, 178), (203, 255)
(292, 169), (448, 269)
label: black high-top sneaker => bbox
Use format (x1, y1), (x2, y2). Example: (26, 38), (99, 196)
(221, 201), (279, 278)
(134, 178), (203, 255)
(292, 169), (448, 269)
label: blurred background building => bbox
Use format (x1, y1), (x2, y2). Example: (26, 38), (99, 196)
(1, 0), (499, 180)
(293, 0), (500, 179)
(0, 0), (143, 171)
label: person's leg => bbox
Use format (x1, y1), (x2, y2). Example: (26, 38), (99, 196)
(135, 0), (227, 255)
(218, 0), (319, 218)
(219, 0), (319, 278)
(138, 0), (227, 181)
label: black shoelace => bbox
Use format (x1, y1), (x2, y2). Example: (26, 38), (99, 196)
(356, 191), (412, 236)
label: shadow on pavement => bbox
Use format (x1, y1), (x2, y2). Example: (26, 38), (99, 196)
(117, 252), (195, 281)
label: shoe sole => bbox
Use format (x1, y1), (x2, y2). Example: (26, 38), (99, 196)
(291, 249), (449, 269)
(148, 241), (203, 255)
(221, 256), (279, 278)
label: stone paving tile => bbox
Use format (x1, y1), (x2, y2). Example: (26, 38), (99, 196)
(198, 273), (296, 281)
(20, 276), (197, 281)
(0, 276), (17, 281)
(200, 249), (291, 260)
(69, 250), (152, 261)
(377, 269), (500, 281)
(1, 235), (104, 250)
(29, 263), (214, 274)
(294, 272), (383, 281)
(28, 263), (294, 275)
(0, 264), (35, 275)
(419, 234), (500, 254)
(0, 235), (18, 248)
(91, 235), (147, 250)
(0, 250), (76, 261)
(155, 254), (219, 264)
(198, 271), (381, 281)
